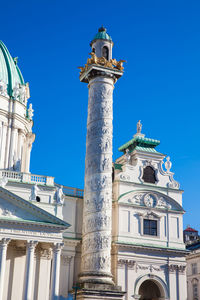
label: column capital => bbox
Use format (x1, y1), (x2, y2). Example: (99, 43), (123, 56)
(27, 240), (38, 250)
(0, 238), (10, 248)
(53, 242), (64, 253)
(61, 254), (72, 265)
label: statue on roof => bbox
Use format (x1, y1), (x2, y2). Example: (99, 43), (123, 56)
(137, 120), (142, 134)
(125, 149), (131, 164)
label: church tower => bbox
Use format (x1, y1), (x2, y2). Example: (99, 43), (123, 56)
(78, 27), (125, 299)
(0, 41), (35, 173)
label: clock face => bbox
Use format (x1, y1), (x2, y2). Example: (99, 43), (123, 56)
(144, 193), (157, 208)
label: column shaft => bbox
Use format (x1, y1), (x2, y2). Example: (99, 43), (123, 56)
(0, 123), (7, 169)
(25, 145), (32, 173)
(80, 77), (114, 284)
(0, 238), (10, 300)
(8, 126), (18, 169)
(23, 240), (37, 300)
(50, 243), (63, 300)
(5, 120), (11, 169)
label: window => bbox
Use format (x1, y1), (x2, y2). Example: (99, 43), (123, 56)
(192, 263), (198, 275)
(143, 219), (157, 236)
(102, 46), (109, 60)
(36, 196), (40, 202)
(142, 166), (156, 184)
(193, 283), (198, 298)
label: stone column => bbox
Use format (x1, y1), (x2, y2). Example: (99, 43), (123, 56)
(79, 77), (115, 285)
(50, 242), (63, 300)
(8, 126), (18, 169)
(5, 119), (11, 169)
(23, 240), (38, 300)
(17, 129), (23, 165)
(25, 144), (31, 173)
(0, 238), (10, 300)
(0, 122), (7, 169)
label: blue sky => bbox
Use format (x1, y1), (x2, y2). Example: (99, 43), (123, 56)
(1, 0), (200, 230)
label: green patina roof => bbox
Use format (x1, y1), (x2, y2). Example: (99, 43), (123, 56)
(114, 163), (122, 170)
(91, 26), (112, 44)
(118, 135), (160, 153)
(0, 40), (25, 96)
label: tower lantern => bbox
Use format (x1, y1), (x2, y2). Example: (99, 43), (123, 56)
(78, 27), (125, 300)
(90, 26), (113, 60)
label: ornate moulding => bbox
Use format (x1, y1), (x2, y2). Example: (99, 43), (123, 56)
(115, 156), (180, 189)
(119, 191), (173, 210)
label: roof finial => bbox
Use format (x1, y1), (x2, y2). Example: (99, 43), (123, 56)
(99, 25), (106, 32)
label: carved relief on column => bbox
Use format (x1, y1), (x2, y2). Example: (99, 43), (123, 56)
(80, 77), (114, 284)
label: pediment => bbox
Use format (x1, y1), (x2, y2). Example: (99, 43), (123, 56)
(118, 190), (184, 212)
(0, 187), (70, 228)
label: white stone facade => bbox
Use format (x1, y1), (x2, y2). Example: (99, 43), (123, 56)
(0, 28), (189, 300)
(0, 92), (35, 172)
(110, 143), (187, 300)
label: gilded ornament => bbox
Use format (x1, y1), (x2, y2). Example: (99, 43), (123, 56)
(78, 52), (126, 75)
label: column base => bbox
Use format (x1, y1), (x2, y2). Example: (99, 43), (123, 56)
(79, 271), (114, 285)
(75, 283), (126, 300)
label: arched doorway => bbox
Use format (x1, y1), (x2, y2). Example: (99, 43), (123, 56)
(139, 280), (161, 300)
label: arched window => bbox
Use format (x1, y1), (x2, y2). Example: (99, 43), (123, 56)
(102, 46), (109, 60)
(142, 166), (156, 184)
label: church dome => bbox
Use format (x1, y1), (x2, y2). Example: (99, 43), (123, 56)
(91, 26), (112, 45)
(0, 40), (25, 98)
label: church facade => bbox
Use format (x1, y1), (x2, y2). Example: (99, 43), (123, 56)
(0, 28), (187, 300)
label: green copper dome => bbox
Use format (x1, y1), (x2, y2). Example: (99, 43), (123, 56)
(91, 26), (112, 44)
(0, 40), (25, 97)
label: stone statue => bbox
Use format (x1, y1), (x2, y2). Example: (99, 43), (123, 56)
(137, 120), (142, 134)
(19, 85), (26, 104)
(0, 176), (8, 188)
(28, 103), (34, 120)
(56, 186), (64, 204)
(12, 83), (20, 100)
(30, 184), (39, 201)
(165, 156), (172, 172)
(125, 149), (131, 164)
(0, 80), (8, 97)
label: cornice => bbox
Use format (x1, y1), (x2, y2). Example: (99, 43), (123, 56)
(114, 241), (188, 256)
(114, 179), (184, 193)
